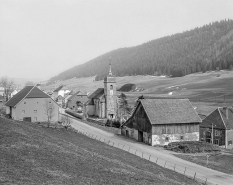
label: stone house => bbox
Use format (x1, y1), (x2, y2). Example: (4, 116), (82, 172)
(5, 85), (59, 123)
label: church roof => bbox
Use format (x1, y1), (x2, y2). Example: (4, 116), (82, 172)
(88, 88), (104, 99)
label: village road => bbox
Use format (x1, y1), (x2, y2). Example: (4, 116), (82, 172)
(59, 109), (233, 185)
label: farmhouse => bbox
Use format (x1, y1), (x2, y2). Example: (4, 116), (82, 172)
(121, 99), (202, 146)
(200, 107), (233, 149)
(67, 91), (88, 112)
(5, 85), (59, 123)
(53, 85), (70, 98)
(86, 65), (117, 119)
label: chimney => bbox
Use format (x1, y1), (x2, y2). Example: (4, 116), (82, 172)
(36, 84), (41, 90)
(223, 106), (229, 119)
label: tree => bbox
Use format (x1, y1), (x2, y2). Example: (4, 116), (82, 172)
(43, 99), (55, 127)
(60, 115), (72, 130)
(118, 93), (131, 116)
(0, 77), (15, 101)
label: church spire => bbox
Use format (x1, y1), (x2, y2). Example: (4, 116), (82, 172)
(109, 57), (112, 76)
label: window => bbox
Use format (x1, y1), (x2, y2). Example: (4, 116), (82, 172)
(215, 130), (221, 136)
(165, 136), (169, 142)
(34, 117), (37, 121)
(24, 102), (26, 104)
(34, 110), (37, 113)
(49, 101), (51, 103)
(110, 85), (113, 90)
(180, 135), (184, 140)
(214, 139), (219, 145)
(228, 140), (232, 145)
(22, 110), (25, 114)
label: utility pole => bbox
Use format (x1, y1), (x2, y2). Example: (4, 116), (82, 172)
(212, 123), (214, 144)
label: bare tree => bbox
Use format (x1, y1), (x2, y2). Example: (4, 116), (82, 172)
(0, 77), (15, 101)
(44, 99), (55, 127)
(60, 115), (72, 130)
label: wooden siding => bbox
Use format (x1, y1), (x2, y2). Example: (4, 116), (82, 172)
(152, 123), (199, 135)
(124, 103), (152, 133)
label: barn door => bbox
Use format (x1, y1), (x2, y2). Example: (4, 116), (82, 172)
(138, 131), (143, 142)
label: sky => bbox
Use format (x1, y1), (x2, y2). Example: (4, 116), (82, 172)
(0, 0), (233, 81)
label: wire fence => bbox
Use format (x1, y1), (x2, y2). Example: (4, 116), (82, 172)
(72, 128), (218, 185)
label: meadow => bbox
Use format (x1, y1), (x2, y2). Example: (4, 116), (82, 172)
(0, 117), (201, 185)
(45, 70), (233, 116)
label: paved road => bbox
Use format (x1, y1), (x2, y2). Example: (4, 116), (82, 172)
(59, 109), (233, 185)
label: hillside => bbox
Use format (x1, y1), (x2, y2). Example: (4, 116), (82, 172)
(49, 19), (233, 83)
(0, 117), (201, 185)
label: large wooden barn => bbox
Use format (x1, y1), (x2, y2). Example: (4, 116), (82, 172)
(121, 99), (202, 146)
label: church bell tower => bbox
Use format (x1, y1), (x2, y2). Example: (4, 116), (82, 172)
(104, 62), (117, 119)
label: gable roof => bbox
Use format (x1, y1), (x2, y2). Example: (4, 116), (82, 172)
(5, 86), (50, 107)
(218, 107), (233, 129)
(88, 88), (104, 99)
(139, 99), (202, 125)
(201, 109), (225, 129)
(53, 85), (64, 92)
(67, 91), (87, 100)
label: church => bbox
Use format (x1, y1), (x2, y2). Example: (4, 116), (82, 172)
(86, 64), (117, 119)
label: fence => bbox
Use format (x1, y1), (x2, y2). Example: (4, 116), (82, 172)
(71, 128), (218, 185)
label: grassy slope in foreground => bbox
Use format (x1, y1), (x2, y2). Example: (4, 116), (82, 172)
(0, 118), (201, 185)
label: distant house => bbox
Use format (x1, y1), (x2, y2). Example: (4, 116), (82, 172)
(121, 99), (202, 146)
(63, 92), (74, 107)
(0, 87), (4, 96)
(5, 85), (59, 123)
(55, 95), (64, 107)
(67, 91), (88, 112)
(10, 89), (19, 98)
(53, 85), (70, 98)
(200, 107), (233, 149)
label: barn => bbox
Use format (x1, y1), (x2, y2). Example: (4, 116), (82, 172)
(121, 99), (202, 146)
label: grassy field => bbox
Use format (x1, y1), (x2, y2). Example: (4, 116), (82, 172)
(0, 117), (201, 185)
(175, 151), (233, 175)
(45, 70), (233, 115)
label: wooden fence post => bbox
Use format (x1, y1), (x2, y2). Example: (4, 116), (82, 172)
(149, 155), (151, 161)
(156, 158), (158, 164)
(164, 161), (166, 167)
(184, 167), (186, 174)
(194, 172), (196, 180)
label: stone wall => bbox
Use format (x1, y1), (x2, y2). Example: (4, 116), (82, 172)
(152, 132), (199, 146)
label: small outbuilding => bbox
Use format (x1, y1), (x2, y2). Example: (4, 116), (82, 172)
(121, 99), (202, 146)
(200, 107), (233, 149)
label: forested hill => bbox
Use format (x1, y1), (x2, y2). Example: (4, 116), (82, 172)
(49, 19), (233, 83)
